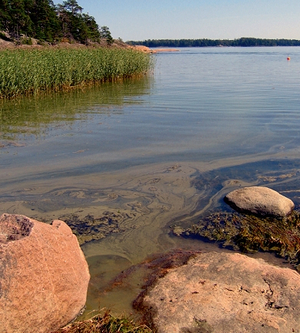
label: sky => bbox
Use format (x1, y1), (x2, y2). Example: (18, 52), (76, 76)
(55, 0), (300, 42)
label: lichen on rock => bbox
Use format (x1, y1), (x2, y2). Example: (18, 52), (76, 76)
(0, 213), (33, 243)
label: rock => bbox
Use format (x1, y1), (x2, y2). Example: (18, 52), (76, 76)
(224, 186), (294, 217)
(130, 45), (153, 53)
(142, 251), (300, 333)
(0, 213), (90, 333)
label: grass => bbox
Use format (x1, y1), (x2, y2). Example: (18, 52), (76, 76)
(0, 47), (152, 98)
(54, 310), (153, 333)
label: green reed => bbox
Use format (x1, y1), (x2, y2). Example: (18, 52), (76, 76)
(0, 47), (152, 98)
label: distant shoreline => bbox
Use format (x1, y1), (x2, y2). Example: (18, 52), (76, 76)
(127, 37), (300, 48)
(151, 48), (180, 53)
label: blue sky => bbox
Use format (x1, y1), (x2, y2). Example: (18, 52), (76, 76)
(55, 0), (300, 42)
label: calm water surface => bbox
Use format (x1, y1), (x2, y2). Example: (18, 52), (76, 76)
(1, 47), (300, 173)
(1, 47), (300, 315)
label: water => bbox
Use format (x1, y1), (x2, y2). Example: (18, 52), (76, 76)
(1, 47), (300, 316)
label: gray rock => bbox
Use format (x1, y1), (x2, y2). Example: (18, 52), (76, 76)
(224, 186), (294, 217)
(142, 252), (300, 333)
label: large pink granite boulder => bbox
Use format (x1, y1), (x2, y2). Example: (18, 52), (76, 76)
(142, 251), (300, 332)
(224, 186), (294, 217)
(0, 213), (90, 333)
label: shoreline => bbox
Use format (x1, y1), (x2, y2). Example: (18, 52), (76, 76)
(151, 48), (180, 53)
(2, 153), (300, 313)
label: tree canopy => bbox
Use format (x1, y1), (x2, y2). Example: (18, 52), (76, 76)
(0, 0), (113, 44)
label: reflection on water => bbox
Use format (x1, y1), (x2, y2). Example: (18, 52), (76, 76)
(1, 47), (300, 317)
(0, 76), (152, 140)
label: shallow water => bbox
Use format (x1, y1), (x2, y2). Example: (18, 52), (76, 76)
(1, 47), (300, 316)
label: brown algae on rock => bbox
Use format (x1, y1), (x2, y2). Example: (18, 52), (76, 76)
(59, 211), (135, 245)
(171, 210), (300, 270)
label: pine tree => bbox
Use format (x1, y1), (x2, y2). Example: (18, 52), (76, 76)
(100, 25), (113, 45)
(0, 0), (112, 45)
(0, 0), (12, 31)
(30, 0), (60, 41)
(9, 0), (33, 38)
(82, 13), (100, 42)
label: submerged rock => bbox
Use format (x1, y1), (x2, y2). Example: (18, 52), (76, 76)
(224, 186), (294, 217)
(0, 213), (90, 333)
(142, 251), (300, 333)
(60, 211), (135, 245)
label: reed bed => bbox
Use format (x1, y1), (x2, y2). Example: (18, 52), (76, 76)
(0, 47), (152, 98)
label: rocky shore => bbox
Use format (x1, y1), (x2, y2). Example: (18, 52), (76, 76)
(1, 186), (300, 332)
(135, 186), (300, 332)
(140, 251), (300, 332)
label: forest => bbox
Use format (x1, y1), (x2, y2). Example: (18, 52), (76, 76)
(0, 0), (113, 44)
(128, 37), (300, 47)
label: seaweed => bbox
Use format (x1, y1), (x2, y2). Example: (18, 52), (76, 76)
(59, 212), (131, 245)
(54, 310), (153, 333)
(172, 210), (300, 271)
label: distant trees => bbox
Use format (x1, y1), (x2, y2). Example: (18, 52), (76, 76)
(127, 38), (300, 47)
(0, 0), (113, 44)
